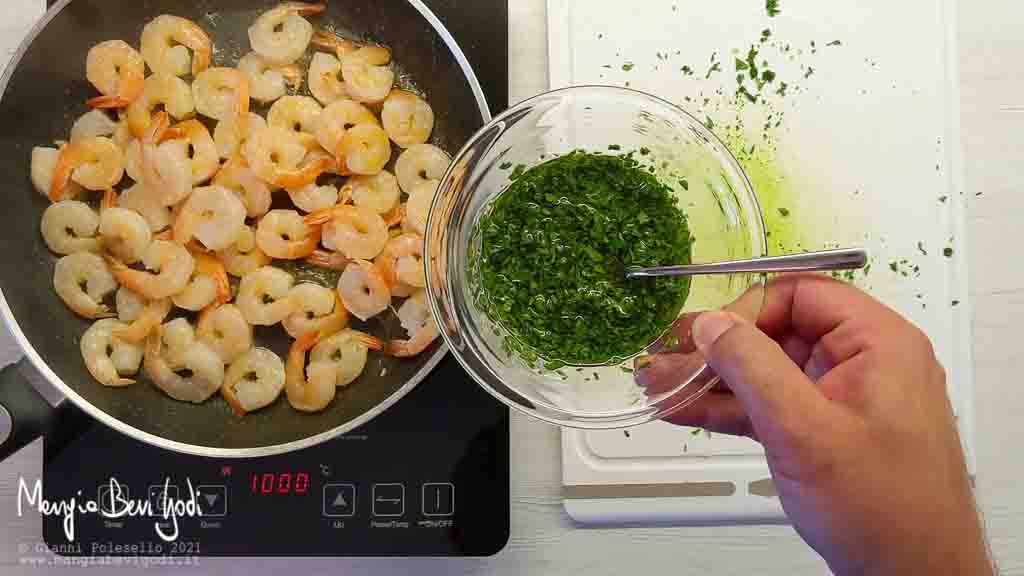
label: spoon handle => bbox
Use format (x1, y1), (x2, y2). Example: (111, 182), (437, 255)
(626, 248), (869, 279)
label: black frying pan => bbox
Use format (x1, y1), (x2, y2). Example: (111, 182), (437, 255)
(0, 0), (488, 458)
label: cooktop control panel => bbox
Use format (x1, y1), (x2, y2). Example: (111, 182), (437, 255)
(42, 356), (509, 556)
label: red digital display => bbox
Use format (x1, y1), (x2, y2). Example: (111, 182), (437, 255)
(249, 472), (310, 495)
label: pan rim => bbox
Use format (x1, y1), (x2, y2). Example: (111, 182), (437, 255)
(0, 0), (491, 458)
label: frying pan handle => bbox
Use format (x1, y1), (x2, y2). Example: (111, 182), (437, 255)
(0, 358), (59, 461)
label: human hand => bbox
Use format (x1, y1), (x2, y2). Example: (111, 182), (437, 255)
(666, 274), (991, 576)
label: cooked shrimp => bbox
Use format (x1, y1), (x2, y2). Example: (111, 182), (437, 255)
(125, 136), (188, 183)
(375, 233), (425, 288)
(111, 297), (172, 342)
(119, 182), (173, 232)
(237, 52), (302, 104)
(49, 137), (125, 201)
(222, 347), (285, 415)
(381, 90), (434, 147)
(347, 170), (400, 215)
(213, 112), (267, 159)
(217, 225), (272, 277)
(173, 249), (231, 311)
(81, 319), (142, 387)
(104, 240), (194, 299)
(286, 182), (338, 213)
(159, 317), (195, 370)
(139, 116), (193, 206)
(314, 99), (376, 159)
(71, 109), (119, 142)
(140, 14), (212, 77)
(243, 126), (331, 188)
(53, 252), (118, 319)
(306, 249), (350, 272)
(197, 304), (253, 364)
(395, 144), (450, 195)
(404, 179), (438, 235)
(40, 200), (100, 254)
(341, 46), (395, 104)
(112, 118), (135, 151)
(213, 155), (273, 218)
(192, 67), (250, 122)
(311, 328), (382, 387)
(285, 329), (338, 412)
(337, 259), (390, 321)
(339, 123), (391, 175)
(307, 52), (345, 105)
(99, 206), (152, 264)
(267, 95), (322, 142)
(236, 266), (298, 326)
(249, 2), (326, 65)
(390, 280), (417, 298)
(125, 73), (196, 138)
(307, 204), (389, 260)
(32, 147), (83, 200)
(172, 185), (246, 251)
(283, 286), (348, 339)
(86, 40), (145, 109)
(145, 328), (224, 404)
(256, 209), (321, 259)
(162, 119), (219, 185)
(388, 289), (440, 357)
(115, 286), (145, 322)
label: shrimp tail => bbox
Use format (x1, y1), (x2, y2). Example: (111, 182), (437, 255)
(279, 64), (304, 90)
(303, 206), (340, 227)
(221, 383), (248, 417)
(358, 332), (385, 352)
(110, 377), (137, 387)
(87, 95), (133, 109)
(275, 158), (331, 189)
(306, 249), (350, 271)
(101, 188), (118, 211)
(48, 143), (82, 202)
(382, 203), (405, 228)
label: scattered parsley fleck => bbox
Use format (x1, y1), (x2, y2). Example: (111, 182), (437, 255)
(827, 40), (842, 47)
(499, 161), (512, 170)
(607, 144), (622, 151)
(943, 247), (954, 258)
(917, 241), (928, 256)
(705, 61), (722, 79)
(679, 178), (689, 191)
(889, 261), (899, 273)
(704, 116), (715, 130)
(619, 366), (634, 373)
(952, 300), (961, 307)
(761, 29), (772, 42)
(939, 195), (948, 203)
(601, 64), (612, 69)
(624, 430), (631, 438)
(735, 57), (749, 71)
(777, 207), (790, 217)
(804, 67), (815, 79)
(622, 62), (635, 72)
(639, 147), (651, 156)
(681, 65), (694, 76)
(766, 0), (780, 17)
(776, 81), (789, 97)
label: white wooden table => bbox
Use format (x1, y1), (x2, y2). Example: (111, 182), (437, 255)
(0, 0), (1021, 574)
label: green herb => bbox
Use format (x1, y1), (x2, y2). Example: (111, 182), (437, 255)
(827, 40), (842, 47)
(499, 161), (513, 170)
(952, 300), (960, 307)
(776, 81), (789, 97)
(944, 247), (954, 258)
(624, 430), (631, 438)
(690, 428), (703, 436)
(705, 61), (722, 79)
(639, 147), (651, 156)
(766, 0), (780, 16)
(889, 261), (899, 273)
(622, 62), (635, 71)
(735, 58), (749, 71)
(917, 241), (928, 256)
(938, 195), (948, 203)
(471, 151), (693, 366)
(704, 116), (715, 130)
(681, 65), (694, 76)
(680, 178), (689, 191)
(777, 207), (790, 217)
(619, 366), (634, 373)
(607, 144), (622, 151)
(804, 67), (815, 79)
(761, 29), (772, 42)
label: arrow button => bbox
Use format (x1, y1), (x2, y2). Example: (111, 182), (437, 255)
(196, 485), (227, 517)
(372, 483), (405, 517)
(323, 484), (356, 518)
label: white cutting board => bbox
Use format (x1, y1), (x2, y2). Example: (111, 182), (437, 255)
(550, 0), (974, 524)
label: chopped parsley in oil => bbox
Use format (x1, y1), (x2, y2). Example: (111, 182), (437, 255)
(766, 0), (780, 17)
(471, 151), (693, 366)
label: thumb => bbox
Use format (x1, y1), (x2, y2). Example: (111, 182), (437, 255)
(692, 311), (828, 437)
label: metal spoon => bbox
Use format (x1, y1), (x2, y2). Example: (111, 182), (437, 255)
(626, 247), (869, 279)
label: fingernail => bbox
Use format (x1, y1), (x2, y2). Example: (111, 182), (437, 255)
(691, 311), (737, 354)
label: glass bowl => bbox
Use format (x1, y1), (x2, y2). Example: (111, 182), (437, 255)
(425, 85), (768, 428)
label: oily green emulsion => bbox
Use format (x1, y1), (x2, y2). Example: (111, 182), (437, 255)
(471, 150), (694, 368)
